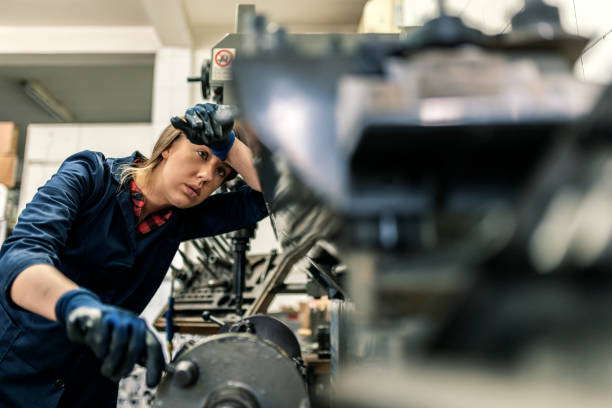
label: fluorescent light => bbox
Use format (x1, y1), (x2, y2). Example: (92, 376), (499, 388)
(22, 80), (74, 122)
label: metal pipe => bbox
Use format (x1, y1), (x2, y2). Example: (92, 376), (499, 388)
(233, 235), (248, 316)
(231, 226), (255, 315)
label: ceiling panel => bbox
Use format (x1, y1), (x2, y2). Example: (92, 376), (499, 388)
(0, 58), (154, 159)
(185, 0), (368, 27)
(0, 0), (151, 26)
(0, 63), (154, 123)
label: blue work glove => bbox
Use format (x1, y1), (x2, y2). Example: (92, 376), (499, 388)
(170, 103), (236, 160)
(55, 288), (165, 387)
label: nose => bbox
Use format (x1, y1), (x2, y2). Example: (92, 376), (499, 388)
(196, 161), (215, 183)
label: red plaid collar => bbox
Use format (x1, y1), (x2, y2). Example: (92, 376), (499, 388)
(129, 180), (173, 235)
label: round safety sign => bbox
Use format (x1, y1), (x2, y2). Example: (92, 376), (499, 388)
(214, 49), (234, 68)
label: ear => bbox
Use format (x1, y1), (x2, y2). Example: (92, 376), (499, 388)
(163, 140), (175, 159)
(162, 134), (181, 160)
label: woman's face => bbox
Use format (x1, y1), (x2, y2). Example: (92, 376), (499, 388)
(158, 135), (232, 208)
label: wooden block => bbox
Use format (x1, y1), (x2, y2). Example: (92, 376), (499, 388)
(299, 301), (310, 330)
(0, 155), (17, 188)
(0, 123), (18, 155)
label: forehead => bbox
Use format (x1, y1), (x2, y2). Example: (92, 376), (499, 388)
(178, 137), (233, 169)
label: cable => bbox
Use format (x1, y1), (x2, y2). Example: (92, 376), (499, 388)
(501, 6), (524, 34)
(572, 0), (586, 78)
(581, 28), (612, 57)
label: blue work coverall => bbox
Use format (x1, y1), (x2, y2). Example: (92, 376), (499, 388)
(0, 150), (268, 407)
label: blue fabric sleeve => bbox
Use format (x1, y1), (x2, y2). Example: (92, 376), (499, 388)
(0, 150), (106, 310)
(182, 186), (268, 241)
(54, 288), (102, 326)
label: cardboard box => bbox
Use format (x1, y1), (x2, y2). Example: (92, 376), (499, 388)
(0, 155), (17, 188)
(0, 122), (18, 155)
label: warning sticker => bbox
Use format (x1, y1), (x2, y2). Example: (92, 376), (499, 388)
(212, 48), (235, 81)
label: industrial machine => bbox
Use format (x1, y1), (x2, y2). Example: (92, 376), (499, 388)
(155, 315), (309, 408)
(140, 1), (612, 407)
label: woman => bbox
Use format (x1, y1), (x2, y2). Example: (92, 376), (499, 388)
(0, 103), (268, 407)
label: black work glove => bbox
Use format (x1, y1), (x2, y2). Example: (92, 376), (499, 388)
(170, 103), (236, 160)
(55, 288), (165, 387)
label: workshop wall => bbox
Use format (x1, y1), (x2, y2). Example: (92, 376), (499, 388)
(18, 123), (153, 214)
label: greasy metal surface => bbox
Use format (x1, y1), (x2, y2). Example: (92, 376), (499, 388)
(155, 334), (308, 408)
(220, 315), (302, 361)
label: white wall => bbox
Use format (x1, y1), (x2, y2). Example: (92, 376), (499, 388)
(19, 123), (153, 214)
(151, 47), (193, 138)
(0, 26), (160, 54)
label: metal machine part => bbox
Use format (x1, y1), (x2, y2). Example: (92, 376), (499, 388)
(231, 226), (256, 315)
(155, 333), (309, 407)
(173, 360), (199, 388)
(229, 0), (598, 217)
(187, 61), (211, 100)
(221, 314), (302, 362)
(204, 4), (397, 107)
(222, 1), (612, 407)
(304, 242), (346, 300)
(154, 240), (271, 334)
(154, 234), (314, 334)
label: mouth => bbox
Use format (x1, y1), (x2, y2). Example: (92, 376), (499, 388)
(185, 184), (202, 198)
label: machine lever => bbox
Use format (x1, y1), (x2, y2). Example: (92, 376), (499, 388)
(202, 311), (227, 328)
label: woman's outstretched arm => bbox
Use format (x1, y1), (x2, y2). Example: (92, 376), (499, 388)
(10, 264), (78, 321)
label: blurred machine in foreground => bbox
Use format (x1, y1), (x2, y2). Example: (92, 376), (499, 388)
(155, 1), (612, 407)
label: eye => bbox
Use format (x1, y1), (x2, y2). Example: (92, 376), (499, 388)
(216, 167), (226, 177)
(197, 151), (208, 160)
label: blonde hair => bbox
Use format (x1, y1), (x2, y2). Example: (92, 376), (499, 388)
(119, 121), (242, 188)
(118, 124), (181, 188)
